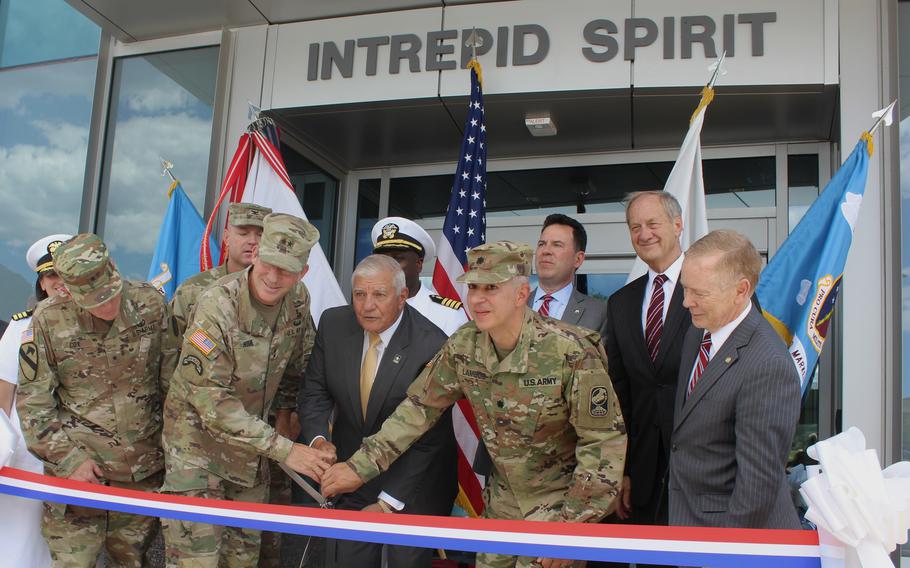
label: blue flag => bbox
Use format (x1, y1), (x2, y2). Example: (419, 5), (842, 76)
(755, 135), (872, 393)
(148, 180), (217, 300)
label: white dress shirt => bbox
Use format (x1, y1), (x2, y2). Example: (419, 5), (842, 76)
(532, 282), (574, 320)
(640, 253), (684, 332)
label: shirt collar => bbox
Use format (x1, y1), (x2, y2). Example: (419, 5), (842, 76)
(370, 309), (404, 347)
(647, 252), (684, 288)
(708, 302), (752, 355)
(534, 281), (573, 305)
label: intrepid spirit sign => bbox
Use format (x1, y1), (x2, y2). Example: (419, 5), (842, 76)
(306, 14), (777, 81)
(267, 0), (832, 108)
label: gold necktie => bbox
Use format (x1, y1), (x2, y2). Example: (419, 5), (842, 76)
(360, 332), (381, 418)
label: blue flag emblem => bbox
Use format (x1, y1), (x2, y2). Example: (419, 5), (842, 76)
(148, 181), (217, 300)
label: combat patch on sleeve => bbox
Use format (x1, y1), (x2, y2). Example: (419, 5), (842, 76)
(182, 355), (203, 375)
(18, 342), (38, 382)
(589, 386), (609, 417)
(188, 328), (218, 357)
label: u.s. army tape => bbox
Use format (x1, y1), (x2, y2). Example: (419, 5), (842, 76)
(0, 467), (825, 567)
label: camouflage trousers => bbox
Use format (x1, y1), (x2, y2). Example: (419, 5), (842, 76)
(478, 472), (581, 568)
(258, 457), (291, 568)
(42, 471), (163, 568)
(160, 458), (268, 568)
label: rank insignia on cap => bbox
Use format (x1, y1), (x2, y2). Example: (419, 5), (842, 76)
(589, 386), (609, 417)
(381, 223), (399, 240)
(188, 329), (218, 356)
(47, 240), (64, 254)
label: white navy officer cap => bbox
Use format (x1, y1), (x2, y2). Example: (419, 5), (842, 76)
(27, 234), (73, 273)
(371, 217), (435, 259)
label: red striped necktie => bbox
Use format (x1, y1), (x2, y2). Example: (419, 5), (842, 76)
(538, 294), (554, 317)
(686, 332), (713, 399)
(645, 274), (668, 362)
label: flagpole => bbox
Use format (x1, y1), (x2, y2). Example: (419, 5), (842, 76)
(868, 100), (896, 135)
(160, 158), (177, 184)
(706, 50), (727, 89)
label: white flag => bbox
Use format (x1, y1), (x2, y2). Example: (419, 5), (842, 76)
(241, 143), (346, 326)
(627, 89), (712, 282)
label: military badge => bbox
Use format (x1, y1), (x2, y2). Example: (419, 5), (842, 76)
(182, 355), (203, 375)
(188, 328), (218, 356)
(18, 342), (38, 382)
(381, 223), (399, 240)
(589, 386), (609, 417)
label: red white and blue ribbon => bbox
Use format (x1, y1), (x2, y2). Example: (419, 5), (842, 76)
(0, 467), (825, 567)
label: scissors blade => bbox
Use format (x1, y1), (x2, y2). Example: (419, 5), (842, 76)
(278, 462), (327, 506)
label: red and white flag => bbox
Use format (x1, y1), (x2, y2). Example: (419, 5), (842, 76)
(202, 122), (346, 325)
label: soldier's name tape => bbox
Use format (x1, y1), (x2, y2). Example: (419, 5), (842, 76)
(0, 467), (830, 567)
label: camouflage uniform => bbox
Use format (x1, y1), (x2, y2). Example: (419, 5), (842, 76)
(161, 213), (318, 568)
(346, 242), (627, 568)
(16, 234), (169, 568)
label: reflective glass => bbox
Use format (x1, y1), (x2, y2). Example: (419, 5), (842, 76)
(355, 179), (380, 265)
(0, 0), (100, 68)
(0, 56), (96, 317)
(283, 143), (339, 266)
(788, 154), (820, 232)
(899, 0), (910, 468)
(389, 157), (776, 222)
(98, 47), (219, 281)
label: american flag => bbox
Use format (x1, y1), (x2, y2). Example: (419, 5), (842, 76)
(432, 61), (487, 303)
(432, 59), (487, 518)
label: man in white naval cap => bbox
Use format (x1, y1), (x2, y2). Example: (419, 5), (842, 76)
(0, 233), (72, 568)
(372, 217), (467, 336)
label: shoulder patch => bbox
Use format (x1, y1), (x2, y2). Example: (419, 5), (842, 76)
(430, 294), (463, 310)
(21, 328), (33, 344)
(11, 310), (33, 321)
(188, 328), (218, 356)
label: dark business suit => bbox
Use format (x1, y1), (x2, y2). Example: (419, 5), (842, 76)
(607, 274), (689, 521)
(669, 307), (801, 529)
(299, 304), (457, 567)
(589, 275), (689, 568)
(529, 286), (608, 340)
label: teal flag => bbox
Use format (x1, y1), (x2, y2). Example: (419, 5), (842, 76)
(148, 180), (217, 300)
(755, 135), (872, 394)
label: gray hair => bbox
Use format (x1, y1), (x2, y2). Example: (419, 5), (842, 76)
(686, 230), (762, 289)
(352, 254), (406, 296)
(623, 191), (682, 225)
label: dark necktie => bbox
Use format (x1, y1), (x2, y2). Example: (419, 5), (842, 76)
(538, 294), (554, 317)
(686, 332), (713, 399)
(645, 274), (668, 362)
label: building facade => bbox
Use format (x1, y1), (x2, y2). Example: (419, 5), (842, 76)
(0, 0), (906, 543)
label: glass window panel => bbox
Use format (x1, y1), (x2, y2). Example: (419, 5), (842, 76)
(0, 57), (96, 316)
(899, 0), (910, 478)
(788, 154), (820, 232)
(389, 157), (776, 221)
(355, 179), (380, 265)
(0, 0), (100, 68)
(98, 46), (219, 281)
(283, 143), (339, 266)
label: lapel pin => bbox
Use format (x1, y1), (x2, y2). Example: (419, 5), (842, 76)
(724, 356), (732, 364)
(574, 309), (580, 314)
(392, 354), (401, 364)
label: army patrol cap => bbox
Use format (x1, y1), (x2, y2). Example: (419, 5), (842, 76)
(371, 217), (436, 259)
(257, 213), (320, 273)
(456, 241), (532, 284)
(228, 202), (271, 228)
(53, 233), (123, 309)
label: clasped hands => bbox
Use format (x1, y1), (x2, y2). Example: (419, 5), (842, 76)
(282, 437), (365, 500)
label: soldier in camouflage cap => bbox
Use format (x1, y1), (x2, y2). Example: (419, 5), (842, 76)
(17, 233), (171, 568)
(322, 241), (627, 568)
(165, 202), (272, 379)
(161, 213), (333, 567)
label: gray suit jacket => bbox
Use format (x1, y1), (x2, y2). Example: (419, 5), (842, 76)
(668, 307), (801, 529)
(530, 286), (608, 341)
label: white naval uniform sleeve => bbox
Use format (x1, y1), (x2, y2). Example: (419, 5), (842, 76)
(0, 318), (29, 385)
